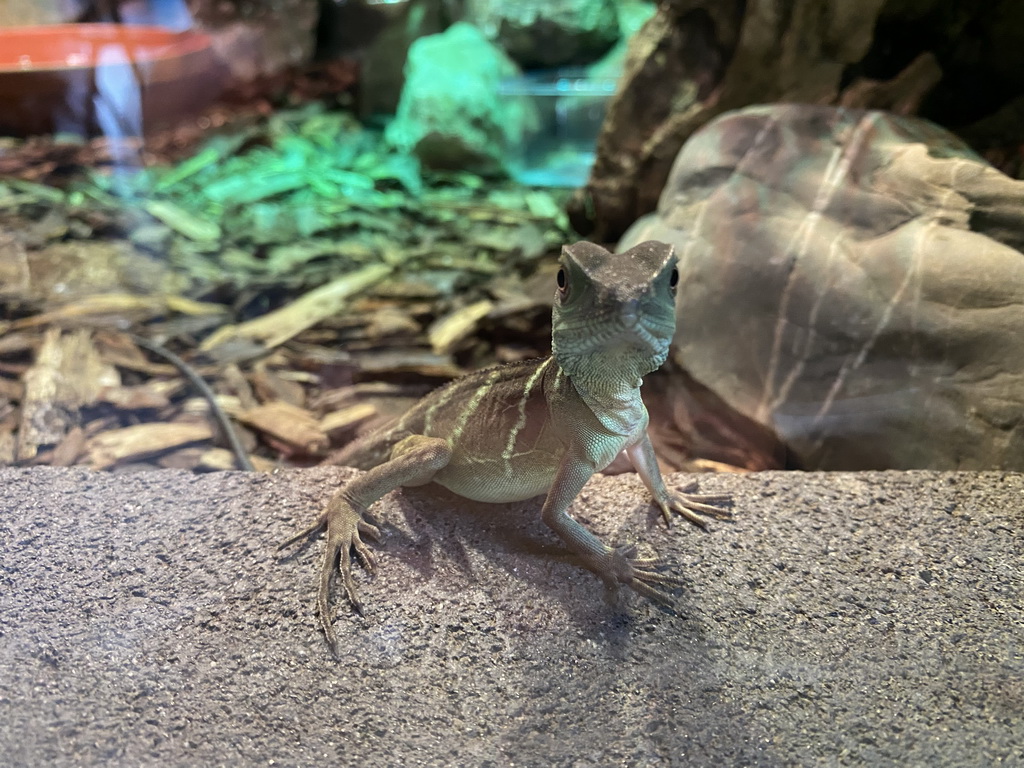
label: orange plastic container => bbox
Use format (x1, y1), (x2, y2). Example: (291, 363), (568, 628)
(0, 24), (226, 137)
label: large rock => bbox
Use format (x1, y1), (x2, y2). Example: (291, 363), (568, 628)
(569, 0), (887, 241)
(621, 104), (1024, 470)
(465, 0), (621, 69)
(386, 22), (536, 175)
(569, 0), (1024, 243)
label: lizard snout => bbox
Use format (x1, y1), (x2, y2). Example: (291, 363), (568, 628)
(619, 300), (641, 327)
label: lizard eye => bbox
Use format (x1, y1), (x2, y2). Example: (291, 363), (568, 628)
(669, 267), (679, 293)
(556, 267), (568, 297)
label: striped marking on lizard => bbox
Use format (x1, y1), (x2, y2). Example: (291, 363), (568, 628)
(500, 357), (552, 475)
(445, 366), (506, 446)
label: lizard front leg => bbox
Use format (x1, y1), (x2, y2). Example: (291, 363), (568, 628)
(281, 435), (452, 652)
(541, 451), (682, 606)
(626, 433), (732, 529)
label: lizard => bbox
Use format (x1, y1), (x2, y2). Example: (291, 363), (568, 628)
(282, 240), (731, 651)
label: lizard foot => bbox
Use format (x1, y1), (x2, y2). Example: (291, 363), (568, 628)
(657, 480), (733, 529)
(279, 494), (380, 653)
(605, 544), (685, 608)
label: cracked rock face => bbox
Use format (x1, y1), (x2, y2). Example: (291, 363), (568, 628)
(621, 104), (1024, 470)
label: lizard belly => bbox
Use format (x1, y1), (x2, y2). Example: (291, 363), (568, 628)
(431, 424), (633, 504)
(433, 458), (558, 503)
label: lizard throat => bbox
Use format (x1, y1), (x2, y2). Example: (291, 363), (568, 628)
(567, 372), (648, 437)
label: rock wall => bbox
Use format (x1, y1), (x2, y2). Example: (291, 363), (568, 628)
(569, 0), (887, 240)
(464, 0), (621, 68)
(385, 22), (539, 175)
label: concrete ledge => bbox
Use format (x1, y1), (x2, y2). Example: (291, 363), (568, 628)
(0, 467), (1020, 765)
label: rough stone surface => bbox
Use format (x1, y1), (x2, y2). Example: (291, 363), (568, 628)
(465, 0), (621, 69)
(622, 104), (1024, 471)
(386, 22), (536, 174)
(1, 466), (1021, 765)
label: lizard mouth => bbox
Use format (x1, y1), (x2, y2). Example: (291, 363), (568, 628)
(554, 313), (674, 356)
(553, 317), (673, 381)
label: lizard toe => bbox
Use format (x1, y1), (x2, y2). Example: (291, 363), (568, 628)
(608, 545), (685, 606)
(314, 500), (381, 653)
(666, 489), (734, 528)
(627, 577), (679, 608)
(277, 512), (327, 551)
(358, 518), (382, 542)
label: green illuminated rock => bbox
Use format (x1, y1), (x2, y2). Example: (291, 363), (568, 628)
(386, 22), (538, 176)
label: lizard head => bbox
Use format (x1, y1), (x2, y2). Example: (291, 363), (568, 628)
(551, 240), (678, 390)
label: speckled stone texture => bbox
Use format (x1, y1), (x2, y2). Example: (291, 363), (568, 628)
(0, 467), (1020, 766)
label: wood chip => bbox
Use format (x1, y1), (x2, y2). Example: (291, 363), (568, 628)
(236, 401), (329, 455)
(17, 328), (120, 460)
(156, 446), (208, 469)
(320, 402), (377, 436)
(143, 199), (221, 242)
(9, 293), (225, 331)
(0, 376), (23, 400)
(0, 428), (14, 464)
(221, 363), (259, 410)
(428, 299), (495, 355)
(365, 306), (421, 339)
(181, 394), (246, 419)
(251, 363), (306, 407)
(51, 426), (87, 467)
(198, 447), (277, 472)
(98, 384), (172, 410)
(0, 329), (38, 356)
(354, 349), (462, 378)
(87, 421), (216, 469)
(200, 263), (392, 351)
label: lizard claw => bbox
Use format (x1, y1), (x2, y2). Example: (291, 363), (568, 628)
(606, 544), (685, 608)
(657, 481), (733, 529)
(282, 494), (380, 654)
(318, 496), (380, 653)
